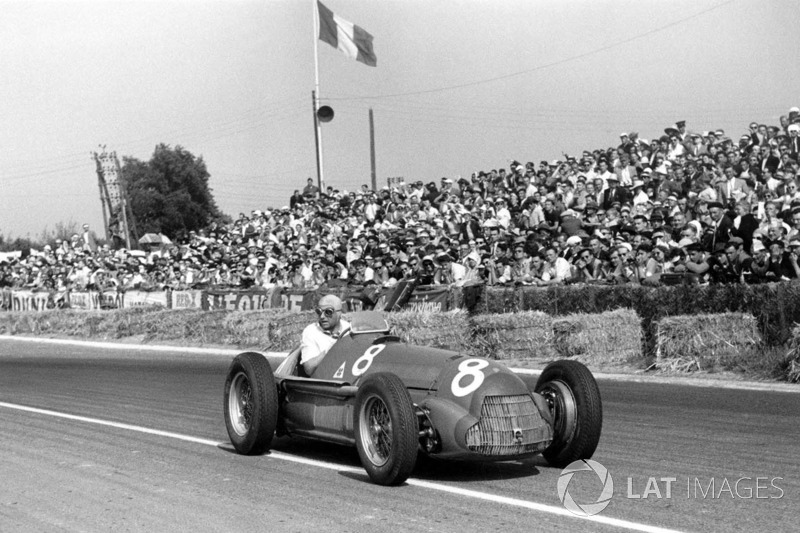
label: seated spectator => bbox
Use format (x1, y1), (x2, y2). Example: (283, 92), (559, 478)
(569, 247), (602, 283)
(433, 252), (464, 285)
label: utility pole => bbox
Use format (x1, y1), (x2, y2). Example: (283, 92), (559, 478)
(312, 90), (323, 191)
(369, 108), (376, 191)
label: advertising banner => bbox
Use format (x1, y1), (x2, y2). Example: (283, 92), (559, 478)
(404, 285), (451, 312)
(122, 290), (169, 308)
(68, 291), (97, 310)
(11, 290), (52, 311)
(99, 290), (122, 310)
(204, 289), (273, 311)
(171, 290), (204, 310)
(280, 289), (319, 313)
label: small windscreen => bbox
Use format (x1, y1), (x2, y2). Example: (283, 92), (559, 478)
(348, 311), (390, 334)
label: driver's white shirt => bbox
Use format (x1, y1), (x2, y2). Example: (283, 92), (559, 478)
(299, 319), (351, 367)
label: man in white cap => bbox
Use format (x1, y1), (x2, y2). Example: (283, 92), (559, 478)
(300, 294), (350, 376)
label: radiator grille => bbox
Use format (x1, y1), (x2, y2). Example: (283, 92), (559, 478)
(465, 394), (552, 456)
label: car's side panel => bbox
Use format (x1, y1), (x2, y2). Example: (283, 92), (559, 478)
(281, 387), (355, 446)
(312, 334), (459, 390)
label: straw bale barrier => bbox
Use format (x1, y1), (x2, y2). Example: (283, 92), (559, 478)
(386, 310), (471, 352)
(551, 308), (643, 364)
(255, 309), (474, 352)
(785, 324), (800, 383)
(267, 310), (318, 350)
(468, 311), (556, 360)
(653, 313), (761, 372)
(2, 303), (798, 381)
(118, 308), (229, 344)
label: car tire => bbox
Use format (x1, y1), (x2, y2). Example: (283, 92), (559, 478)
(534, 360), (602, 468)
(224, 352), (279, 455)
(353, 372), (418, 485)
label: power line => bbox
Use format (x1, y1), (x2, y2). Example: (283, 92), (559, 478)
(327, 0), (737, 101)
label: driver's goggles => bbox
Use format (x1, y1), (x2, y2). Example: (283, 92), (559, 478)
(315, 307), (339, 318)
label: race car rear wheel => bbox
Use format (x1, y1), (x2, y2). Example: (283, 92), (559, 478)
(534, 360), (602, 468)
(224, 352), (279, 455)
(354, 372), (418, 485)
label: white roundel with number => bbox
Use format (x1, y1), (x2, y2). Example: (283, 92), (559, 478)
(352, 344), (386, 376)
(451, 358), (490, 397)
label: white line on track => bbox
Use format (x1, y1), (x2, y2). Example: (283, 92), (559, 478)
(0, 401), (685, 533)
(0, 335), (283, 360)
(2, 335), (798, 393)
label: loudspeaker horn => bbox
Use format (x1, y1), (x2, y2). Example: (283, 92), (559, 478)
(317, 105), (334, 123)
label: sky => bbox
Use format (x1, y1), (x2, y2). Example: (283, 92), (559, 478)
(1, 0), (799, 240)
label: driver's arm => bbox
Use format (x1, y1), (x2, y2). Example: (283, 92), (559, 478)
(300, 333), (325, 376)
(301, 352), (322, 376)
(298, 321), (324, 375)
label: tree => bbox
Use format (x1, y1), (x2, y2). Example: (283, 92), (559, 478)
(38, 220), (82, 245)
(122, 144), (229, 239)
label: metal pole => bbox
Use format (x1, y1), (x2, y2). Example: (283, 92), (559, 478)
(312, 0), (325, 190)
(114, 152), (136, 249)
(312, 90), (322, 190)
(369, 108), (376, 191)
(92, 152), (111, 242)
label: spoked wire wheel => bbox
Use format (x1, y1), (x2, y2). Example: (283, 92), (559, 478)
(358, 394), (393, 467)
(353, 373), (418, 485)
(228, 372), (254, 437)
(223, 352), (278, 455)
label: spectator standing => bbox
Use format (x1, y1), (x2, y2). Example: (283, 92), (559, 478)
(81, 224), (98, 253)
(730, 200), (759, 253)
(602, 176), (628, 210)
(303, 178), (319, 199)
(715, 166), (750, 205)
(707, 201), (733, 252)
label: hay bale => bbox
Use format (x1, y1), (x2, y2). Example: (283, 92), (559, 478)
(0, 309), (93, 337)
(552, 309), (642, 363)
(268, 310), (317, 350)
(129, 309), (227, 344)
(386, 310), (471, 352)
(469, 311), (556, 360)
(552, 319), (584, 357)
(222, 309), (284, 348)
(784, 324), (800, 383)
(653, 313), (761, 371)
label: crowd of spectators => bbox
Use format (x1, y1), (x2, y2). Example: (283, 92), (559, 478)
(4, 107), (800, 293)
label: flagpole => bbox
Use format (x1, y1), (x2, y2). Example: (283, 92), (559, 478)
(312, 0), (325, 192)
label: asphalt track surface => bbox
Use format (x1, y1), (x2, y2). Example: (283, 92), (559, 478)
(0, 338), (797, 533)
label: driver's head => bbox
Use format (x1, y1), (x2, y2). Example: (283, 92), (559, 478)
(315, 294), (343, 332)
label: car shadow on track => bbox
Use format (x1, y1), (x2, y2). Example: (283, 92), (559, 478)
(410, 453), (545, 483)
(225, 436), (547, 485)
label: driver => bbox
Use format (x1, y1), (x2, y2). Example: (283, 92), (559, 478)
(299, 294), (350, 376)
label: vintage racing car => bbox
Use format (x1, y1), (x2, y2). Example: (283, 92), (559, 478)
(223, 311), (602, 485)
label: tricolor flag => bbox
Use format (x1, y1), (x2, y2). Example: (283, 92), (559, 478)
(317, 1), (377, 67)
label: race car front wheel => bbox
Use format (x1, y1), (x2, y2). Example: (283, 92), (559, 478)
(534, 360), (602, 468)
(224, 352), (279, 455)
(354, 372), (418, 485)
